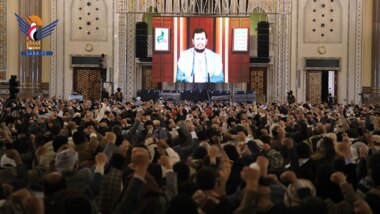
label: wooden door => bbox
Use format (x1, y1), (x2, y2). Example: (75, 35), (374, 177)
(249, 67), (267, 102)
(73, 68), (102, 100)
(142, 66), (161, 89)
(306, 71), (322, 104)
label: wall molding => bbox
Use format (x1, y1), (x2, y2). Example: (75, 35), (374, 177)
(354, 0), (363, 103)
(0, 0), (7, 78)
(50, 0), (57, 96)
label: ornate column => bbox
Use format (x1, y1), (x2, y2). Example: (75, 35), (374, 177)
(50, 0), (57, 97)
(273, 0), (292, 101)
(354, 0), (363, 104)
(0, 0), (7, 80)
(373, 0), (380, 90)
(125, 14), (136, 99)
(19, 0), (42, 97)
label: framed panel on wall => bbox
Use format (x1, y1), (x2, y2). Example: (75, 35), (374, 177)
(232, 28), (249, 52)
(154, 28), (170, 52)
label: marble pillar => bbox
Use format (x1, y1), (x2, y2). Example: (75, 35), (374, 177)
(18, 0), (42, 97)
(372, 0), (380, 90)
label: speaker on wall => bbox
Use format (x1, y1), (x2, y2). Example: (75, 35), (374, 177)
(135, 22), (148, 58)
(257, 21), (269, 58)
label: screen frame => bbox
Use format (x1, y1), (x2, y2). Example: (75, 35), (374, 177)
(152, 17), (250, 83)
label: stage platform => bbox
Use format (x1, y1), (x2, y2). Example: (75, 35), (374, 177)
(137, 90), (256, 102)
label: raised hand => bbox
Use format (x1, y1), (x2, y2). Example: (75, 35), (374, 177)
(280, 170), (297, 184)
(256, 156), (269, 177)
(241, 166), (260, 182)
(330, 171), (346, 185)
(266, 174), (281, 185)
(240, 166), (260, 191)
(354, 200), (374, 214)
(95, 152), (108, 166)
(105, 132), (117, 144)
(159, 155), (172, 170)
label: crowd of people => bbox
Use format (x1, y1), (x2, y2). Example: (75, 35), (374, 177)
(0, 95), (379, 214)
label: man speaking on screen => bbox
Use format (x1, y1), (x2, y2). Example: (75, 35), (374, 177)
(176, 28), (224, 83)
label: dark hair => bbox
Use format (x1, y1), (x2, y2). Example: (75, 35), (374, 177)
(112, 125), (123, 135)
(259, 134), (272, 144)
(365, 193), (380, 214)
(335, 132), (344, 142)
(368, 153), (380, 171)
(43, 131), (55, 143)
(233, 125), (248, 136)
(371, 164), (380, 186)
(223, 144), (240, 161)
(64, 195), (92, 214)
(52, 135), (68, 152)
(72, 131), (88, 146)
(148, 163), (164, 186)
(4, 142), (14, 150)
(43, 173), (67, 196)
(49, 125), (61, 135)
(296, 143), (312, 159)
(193, 28), (207, 39)
(144, 120), (154, 130)
(132, 144), (149, 152)
(296, 196), (328, 214)
(192, 146), (208, 159)
(196, 167), (217, 190)
(168, 194), (198, 214)
(173, 161), (190, 182)
(271, 125), (281, 138)
(227, 117), (235, 127)
(332, 156), (345, 172)
(319, 137), (336, 156)
(109, 153), (125, 169)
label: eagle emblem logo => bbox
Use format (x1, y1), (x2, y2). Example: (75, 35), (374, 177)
(15, 13), (59, 41)
(15, 13), (58, 55)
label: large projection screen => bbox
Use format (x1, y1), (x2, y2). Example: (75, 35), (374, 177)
(152, 17), (250, 83)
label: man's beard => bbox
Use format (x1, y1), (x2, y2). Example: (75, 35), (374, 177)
(194, 47), (205, 53)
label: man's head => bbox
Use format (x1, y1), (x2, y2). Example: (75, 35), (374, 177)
(196, 167), (217, 190)
(192, 28), (208, 53)
(54, 149), (79, 172)
(43, 172), (67, 196)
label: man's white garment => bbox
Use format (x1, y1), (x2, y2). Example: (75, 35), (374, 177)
(194, 52), (207, 82)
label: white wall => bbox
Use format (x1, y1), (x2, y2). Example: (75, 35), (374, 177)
(362, 0), (373, 88)
(292, 0), (361, 104)
(6, 0), (19, 80)
(55, 0), (115, 98)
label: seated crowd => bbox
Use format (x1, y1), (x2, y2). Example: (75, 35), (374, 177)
(0, 96), (379, 214)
